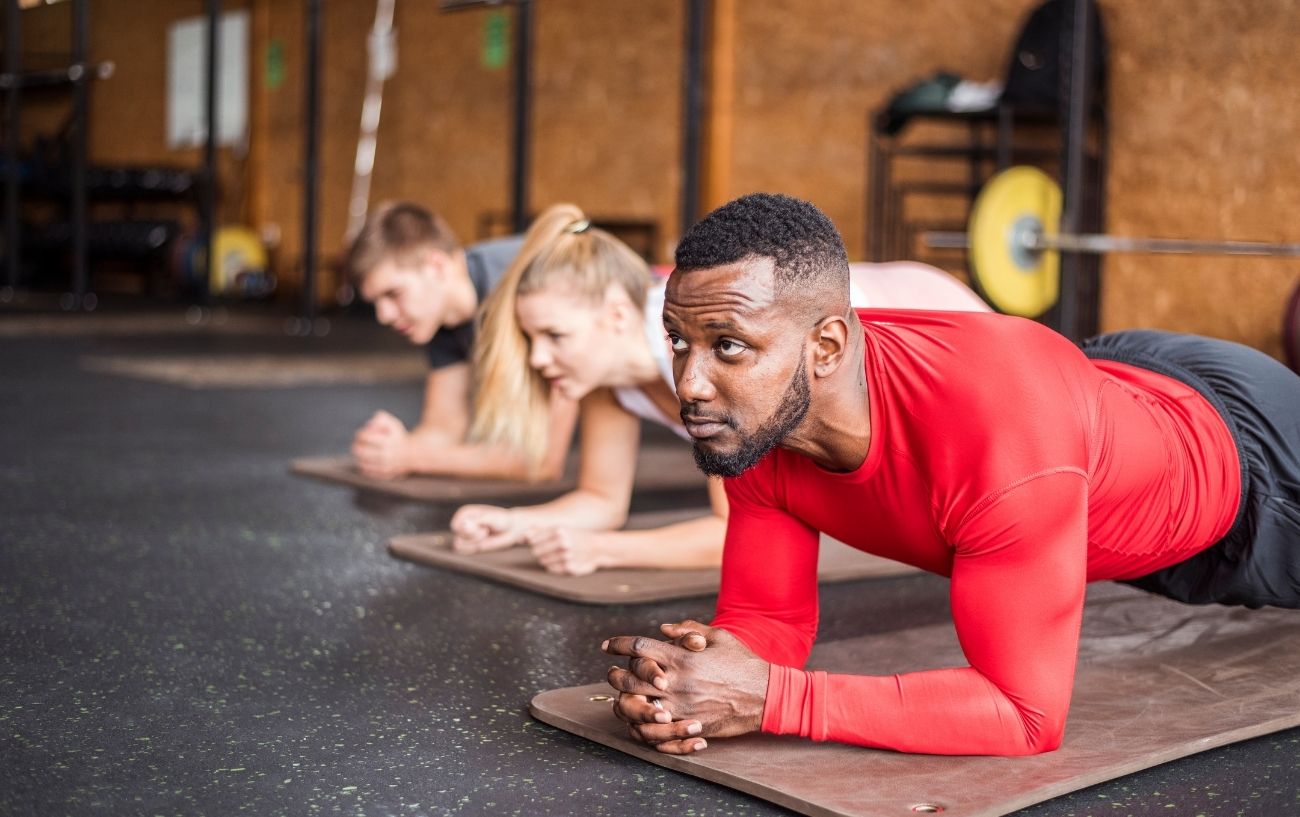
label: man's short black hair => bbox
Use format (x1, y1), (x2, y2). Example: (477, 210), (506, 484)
(673, 192), (849, 299)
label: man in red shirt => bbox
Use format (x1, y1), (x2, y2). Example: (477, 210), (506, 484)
(601, 193), (1300, 757)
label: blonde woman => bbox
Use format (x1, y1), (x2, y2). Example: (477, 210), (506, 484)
(448, 204), (725, 575)
(450, 203), (991, 575)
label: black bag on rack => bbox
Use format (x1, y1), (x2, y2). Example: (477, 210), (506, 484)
(1001, 0), (1107, 112)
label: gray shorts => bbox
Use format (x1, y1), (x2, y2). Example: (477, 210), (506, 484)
(1083, 330), (1300, 608)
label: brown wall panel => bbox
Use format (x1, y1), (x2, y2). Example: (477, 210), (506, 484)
(1097, 0), (1300, 355)
(529, 0), (682, 258)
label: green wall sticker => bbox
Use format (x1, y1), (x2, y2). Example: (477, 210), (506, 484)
(482, 10), (509, 70)
(265, 39), (285, 90)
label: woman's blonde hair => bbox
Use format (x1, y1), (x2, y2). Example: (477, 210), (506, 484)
(470, 203), (652, 477)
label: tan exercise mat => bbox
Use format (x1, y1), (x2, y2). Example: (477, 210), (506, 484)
(82, 352), (426, 388)
(389, 510), (915, 604)
(292, 444), (704, 503)
(0, 309), (285, 338)
(531, 584), (1300, 816)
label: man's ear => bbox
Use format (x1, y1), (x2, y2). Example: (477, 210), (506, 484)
(421, 248), (455, 281)
(810, 314), (850, 379)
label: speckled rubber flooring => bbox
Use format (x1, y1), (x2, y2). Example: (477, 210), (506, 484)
(2, 306), (1298, 816)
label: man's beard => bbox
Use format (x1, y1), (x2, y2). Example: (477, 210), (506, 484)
(690, 355), (811, 478)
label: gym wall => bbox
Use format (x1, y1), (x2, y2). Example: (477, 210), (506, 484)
(13, 1), (1297, 357)
(1097, 2), (1300, 354)
(712, 0), (1299, 356)
(15, 0), (683, 303)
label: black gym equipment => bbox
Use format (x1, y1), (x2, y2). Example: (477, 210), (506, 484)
(866, 0), (1107, 340)
(1, 0), (220, 308)
(298, 0), (322, 333)
(1056, 0), (1103, 341)
(1, 0), (99, 308)
(198, 0), (221, 313)
(3, 0), (21, 299)
(1284, 280), (1300, 375)
(926, 165), (1300, 320)
(680, 0), (706, 237)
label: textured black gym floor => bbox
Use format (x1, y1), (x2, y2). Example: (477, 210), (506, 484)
(2, 307), (1297, 817)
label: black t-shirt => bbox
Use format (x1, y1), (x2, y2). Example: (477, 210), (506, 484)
(424, 235), (524, 370)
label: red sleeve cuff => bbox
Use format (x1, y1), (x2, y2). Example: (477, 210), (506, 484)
(762, 663), (829, 741)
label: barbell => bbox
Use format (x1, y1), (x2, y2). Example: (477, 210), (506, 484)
(925, 165), (1300, 318)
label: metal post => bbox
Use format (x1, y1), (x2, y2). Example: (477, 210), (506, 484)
(995, 103), (1013, 169)
(3, 0), (20, 298)
(867, 123), (888, 261)
(1085, 105), (1109, 337)
(68, 0), (89, 308)
(201, 0), (221, 307)
(509, 0), (531, 233)
(1056, 0), (1092, 340)
(680, 0), (706, 237)
(301, 0), (322, 324)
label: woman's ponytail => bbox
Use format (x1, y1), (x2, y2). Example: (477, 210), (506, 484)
(469, 204), (589, 476)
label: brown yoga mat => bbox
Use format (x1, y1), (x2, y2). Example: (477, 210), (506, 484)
(292, 444), (704, 503)
(82, 352), (426, 388)
(0, 309), (286, 338)
(531, 584), (1300, 816)
(389, 509), (915, 604)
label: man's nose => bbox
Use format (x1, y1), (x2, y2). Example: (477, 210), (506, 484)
(674, 351), (717, 403)
(375, 300), (397, 325)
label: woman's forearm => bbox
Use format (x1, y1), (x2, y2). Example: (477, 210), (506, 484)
(594, 514), (727, 569)
(509, 489), (632, 532)
(402, 429), (553, 481)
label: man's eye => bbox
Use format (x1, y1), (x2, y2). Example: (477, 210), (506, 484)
(668, 334), (688, 352)
(547, 331), (565, 342)
(717, 339), (746, 357)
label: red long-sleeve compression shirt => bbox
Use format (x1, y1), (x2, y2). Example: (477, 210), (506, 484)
(712, 309), (1240, 756)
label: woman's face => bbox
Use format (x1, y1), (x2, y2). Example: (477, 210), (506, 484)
(516, 289), (617, 401)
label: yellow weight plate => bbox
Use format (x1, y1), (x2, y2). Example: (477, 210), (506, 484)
(210, 226), (269, 294)
(967, 165), (1062, 317)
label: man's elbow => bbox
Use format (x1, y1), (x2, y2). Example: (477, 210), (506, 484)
(1014, 712), (1067, 756)
(971, 700), (1068, 756)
